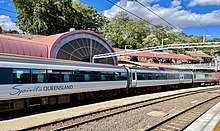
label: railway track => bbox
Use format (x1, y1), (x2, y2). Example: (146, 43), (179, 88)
(21, 87), (220, 131)
(146, 95), (220, 131)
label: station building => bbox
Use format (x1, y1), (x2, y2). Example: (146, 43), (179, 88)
(0, 28), (118, 65)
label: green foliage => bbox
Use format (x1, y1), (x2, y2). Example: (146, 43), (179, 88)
(12, 0), (107, 35)
(2, 29), (19, 34)
(101, 11), (220, 56)
(101, 12), (150, 49)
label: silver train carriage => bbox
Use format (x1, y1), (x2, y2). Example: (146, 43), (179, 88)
(0, 55), (218, 112)
(128, 67), (193, 88)
(0, 56), (128, 111)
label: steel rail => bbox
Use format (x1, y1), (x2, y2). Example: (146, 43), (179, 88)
(145, 95), (220, 131)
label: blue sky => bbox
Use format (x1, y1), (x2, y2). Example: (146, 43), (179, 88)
(1, 0), (220, 38)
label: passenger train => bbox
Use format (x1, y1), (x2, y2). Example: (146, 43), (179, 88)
(0, 55), (219, 112)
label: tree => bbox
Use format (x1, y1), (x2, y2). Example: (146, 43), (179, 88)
(142, 34), (160, 47)
(2, 29), (19, 34)
(72, 2), (108, 33)
(12, 0), (107, 35)
(101, 11), (150, 49)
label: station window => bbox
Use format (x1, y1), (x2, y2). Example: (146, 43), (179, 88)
(31, 69), (46, 83)
(13, 69), (31, 83)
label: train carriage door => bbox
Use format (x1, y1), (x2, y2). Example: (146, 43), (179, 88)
(130, 69), (137, 87)
(179, 71), (184, 84)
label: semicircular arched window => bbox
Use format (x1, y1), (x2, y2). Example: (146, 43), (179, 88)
(56, 38), (115, 65)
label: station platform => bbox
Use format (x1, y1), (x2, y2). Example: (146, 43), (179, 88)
(184, 101), (220, 131)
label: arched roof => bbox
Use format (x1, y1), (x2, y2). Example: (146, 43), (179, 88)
(33, 29), (117, 65)
(0, 29), (117, 65)
(0, 34), (47, 57)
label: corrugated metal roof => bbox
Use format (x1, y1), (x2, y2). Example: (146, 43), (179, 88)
(187, 52), (212, 58)
(33, 29), (115, 58)
(155, 53), (194, 60)
(115, 50), (194, 60)
(0, 34), (47, 58)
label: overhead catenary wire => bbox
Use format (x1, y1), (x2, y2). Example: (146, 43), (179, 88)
(177, 0), (213, 37)
(0, 7), (17, 20)
(0, 7), (17, 14)
(105, 0), (171, 34)
(135, 0), (182, 33)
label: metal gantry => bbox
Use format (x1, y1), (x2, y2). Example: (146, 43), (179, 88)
(92, 42), (220, 63)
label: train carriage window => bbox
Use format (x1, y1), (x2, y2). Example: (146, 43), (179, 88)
(13, 69), (31, 83)
(137, 73), (146, 80)
(184, 74), (192, 79)
(31, 69), (46, 83)
(167, 74), (172, 79)
(83, 72), (91, 81)
(73, 71), (84, 82)
(0, 68), (12, 84)
(108, 72), (115, 81)
(147, 73), (152, 80)
(156, 73), (160, 80)
(73, 71), (92, 82)
(100, 74), (106, 81)
(118, 72), (127, 80)
(47, 70), (61, 82)
(61, 70), (73, 82)
(92, 72), (100, 81)
(114, 73), (119, 80)
(161, 73), (167, 79)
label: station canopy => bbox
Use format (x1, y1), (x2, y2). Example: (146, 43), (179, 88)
(187, 52), (212, 58)
(115, 50), (195, 60)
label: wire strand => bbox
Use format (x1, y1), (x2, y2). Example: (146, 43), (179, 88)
(177, 0), (213, 37)
(135, 0), (182, 33)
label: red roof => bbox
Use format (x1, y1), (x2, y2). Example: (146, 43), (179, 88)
(125, 60), (180, 69)
(33, 29), (114, 58)
(0, 34), (47, 58)
(187, 52), (212, 58)
(0, 29), (114, 60)
(115, 50), (194, 60)
(155, 53), (194, 60)
(128, 52), (156, 58)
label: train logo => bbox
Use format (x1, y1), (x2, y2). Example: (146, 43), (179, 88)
(10, 84), (74, 96)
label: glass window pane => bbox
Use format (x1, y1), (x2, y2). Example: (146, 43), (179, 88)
(13, 69), (30, 83)
(73, 71), (84, 82)
(61, 70), (73, 82)
(47, 70), (61, 82)
(31, 69), (46, 83)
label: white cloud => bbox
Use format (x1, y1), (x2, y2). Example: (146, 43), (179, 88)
(103, 0), (220, 28)
(171, 0), (181, 7)
(189, 0), (220, 6)
(0, 15), (21, 32)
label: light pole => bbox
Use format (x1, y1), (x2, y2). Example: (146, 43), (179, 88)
(162, 38), (168, 49)
(125, 45), (130, 51)
(203, 35), (211, 43)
